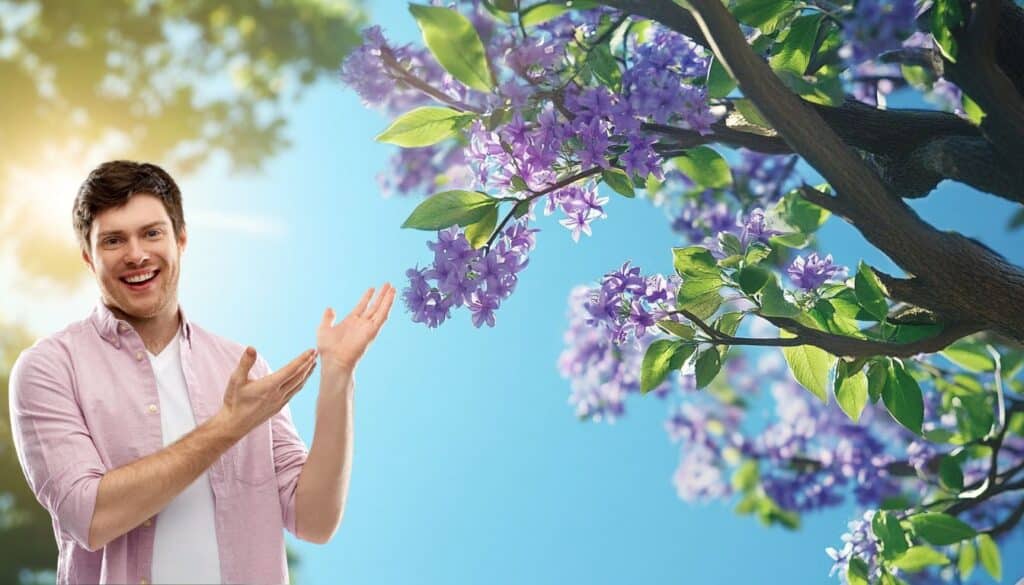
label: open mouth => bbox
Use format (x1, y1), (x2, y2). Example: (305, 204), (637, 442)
(120, 269), (160, 291)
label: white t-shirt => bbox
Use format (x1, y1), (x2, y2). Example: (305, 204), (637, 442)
(147, 329), (223, 584)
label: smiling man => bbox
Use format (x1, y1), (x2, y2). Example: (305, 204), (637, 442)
(8, 160), (395, 584)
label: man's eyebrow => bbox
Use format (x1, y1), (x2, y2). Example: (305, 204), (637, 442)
(96, 221), (170, 239)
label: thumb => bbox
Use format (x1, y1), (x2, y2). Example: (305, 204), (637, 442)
(320, 307), (336, 330)
(235, 346), (256, 380)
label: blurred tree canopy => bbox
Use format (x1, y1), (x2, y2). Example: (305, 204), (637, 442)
(0, 0), (364, 178)
(1, 1), (364, 582)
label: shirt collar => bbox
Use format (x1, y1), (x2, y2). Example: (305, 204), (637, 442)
(90, 299), (193, 349)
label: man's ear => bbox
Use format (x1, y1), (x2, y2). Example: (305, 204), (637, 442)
(178, 227), (187, 254)
(81, 247), (95, 273)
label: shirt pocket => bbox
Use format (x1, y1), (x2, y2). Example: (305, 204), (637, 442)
(229, 421), (275, 486)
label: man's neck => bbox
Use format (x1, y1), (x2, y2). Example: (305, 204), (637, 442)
(106, 301), (181, 355)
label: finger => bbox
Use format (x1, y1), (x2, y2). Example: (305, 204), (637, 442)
(268, 348), (316, 385)
(234, 346), (257, 382)
(350, 287), (374, 318)
(361, 284), (389, 318)
(275, 352), (316, 392)
(282, 359), (317, 400)
(371, 286), (396, 325)
(320, 307), (336, 331)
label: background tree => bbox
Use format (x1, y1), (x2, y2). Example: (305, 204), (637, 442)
(1, 1), (364, 582)
(340, 0), (1024, 583)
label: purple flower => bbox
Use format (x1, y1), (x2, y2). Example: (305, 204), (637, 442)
(787, 252), (846, 290)
(738, 208), (781, 248)
(839, 0), (917, 64)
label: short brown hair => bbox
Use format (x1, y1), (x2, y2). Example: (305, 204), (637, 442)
(72, 160), (186, 251)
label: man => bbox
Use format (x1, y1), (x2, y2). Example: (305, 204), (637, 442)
(8, 160), (395, 584)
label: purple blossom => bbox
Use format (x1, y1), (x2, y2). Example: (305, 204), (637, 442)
(787, 252), (846, 290)
(839, 0), (917, 64)
(403, 220), (536, 328)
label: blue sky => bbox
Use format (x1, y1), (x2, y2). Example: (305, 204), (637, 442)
(159, 4), (1024, 584)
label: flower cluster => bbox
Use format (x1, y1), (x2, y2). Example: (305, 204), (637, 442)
(787, 252), (846, 290)
(403, 220), (538, 328)
(839, 0), (917, 65)
(557, 263), (683, 421)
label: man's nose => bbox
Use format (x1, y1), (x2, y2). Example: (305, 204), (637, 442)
(124, 238), (150, 265)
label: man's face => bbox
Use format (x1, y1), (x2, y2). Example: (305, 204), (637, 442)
(82, 193), (186, 320)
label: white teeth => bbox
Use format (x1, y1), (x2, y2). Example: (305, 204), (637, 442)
(124, 271), (156, 284)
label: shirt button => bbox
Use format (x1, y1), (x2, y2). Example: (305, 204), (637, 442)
(143, 519), (152, 527)
(147, 404), (158, 414)
(141, 579), (149, 585)
(119, 323), (130, 332)
(135, 351), (144, 361)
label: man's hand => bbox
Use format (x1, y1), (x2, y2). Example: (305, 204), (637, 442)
(317, 283), (396, 375)
(220, 347), (319, 439)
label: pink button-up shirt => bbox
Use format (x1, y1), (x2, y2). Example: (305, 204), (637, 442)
(8, 300), (310, 584)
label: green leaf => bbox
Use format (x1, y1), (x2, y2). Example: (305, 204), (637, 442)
(866, 358), (888, 403)
(781, 336), (835, 403)
(854, 261), (888, 321)
(835, 367), (869, 422)
(961, 93), (984, 125)
(930, 0), (962, 62)
(733, 98), (772, 128)
(716, 312), (745, 337)
(694, 348), (723, 389)
(872, 510), (909, 560)
(641, 339), (683, 394)
(677, 279), (724, 321)
(744, 242), (772, 265)
(958, 540), (977, 581)
(520, 3), (567, 27)
(602, 168), (635, 197)
(673, 246), (720, 278)
(718, 232), (743, 257)
(737, 266), (771, 295)
(464, 205), (497, 249)
(731, 0), (796, 31)
(410, 4), (494, 92)
(707, 56), (736, 98)
(909, 513), (976, 546)
(847, 558), (870, 585)
(941, 340), (995, 372)
(770, 14), (822, 74)
(375, 106), (473, 147)
(977, 533), (1001, 581)
(776, 69), (844, 106)
(759, 276), (801, 318)
(938, 456), (964, 492)
(402, 190), (497, 230)
(892, 546), (950, 572)
(657, 320), (696, 339)
(586, 42), (621, 90)
(731, 460), (759, 491)
(778, 188), (831, 233)
(882, 361), (924, 434)
(673, 147), (732, 189)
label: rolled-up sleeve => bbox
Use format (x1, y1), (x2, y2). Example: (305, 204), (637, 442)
(253, 355), (309, 536)
(8, 344), (107, 551)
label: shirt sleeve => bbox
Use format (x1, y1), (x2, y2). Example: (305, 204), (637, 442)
(8, 343), (107, 552)
(253, 354), (310, 537)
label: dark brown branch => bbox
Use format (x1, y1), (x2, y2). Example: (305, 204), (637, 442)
(940, 0), (1024, 168)
(662, 0), (1024, 342)
(671, 309), (978, 358)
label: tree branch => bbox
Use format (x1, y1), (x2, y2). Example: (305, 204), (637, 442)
(939, 0), (1024, 169)
(652, 0), (1024, 342)
(669, 309), (979, 358)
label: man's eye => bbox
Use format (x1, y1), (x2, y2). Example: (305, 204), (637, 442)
(104, 238), (120, 246)
(147, 230), (161, 237)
